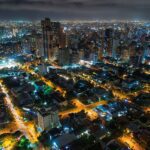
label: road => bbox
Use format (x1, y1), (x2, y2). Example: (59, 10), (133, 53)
(70, 72), (130, 100)
(0, 136), (17, 150)
(118, 133), (145, 150)
(0, 122), (18, 135)
(21, 64), (66, 97)
(0, 81), (38, 143)
(59, 99), (107, 120)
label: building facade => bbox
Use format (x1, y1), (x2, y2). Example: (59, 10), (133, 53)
(41, 18), (66, 61)
(37, 108), (60, 131)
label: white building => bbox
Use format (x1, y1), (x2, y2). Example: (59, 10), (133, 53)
(37, 108), (60, 131)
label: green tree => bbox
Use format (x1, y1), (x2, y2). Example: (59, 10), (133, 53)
(15, 136), (33, 150)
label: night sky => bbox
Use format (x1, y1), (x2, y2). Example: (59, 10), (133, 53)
(0, 0), (149, 20)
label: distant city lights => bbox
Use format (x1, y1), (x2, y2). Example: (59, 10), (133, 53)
(0, 59), (18, 69)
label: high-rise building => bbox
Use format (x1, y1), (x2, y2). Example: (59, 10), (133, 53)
(79, 49), (85, 60)
(41, 18), (66, 61)
(0, 27), (5, 42)
(12, 28), (18, 37)
(105, 28), (113, 57)
(70, 49), (80, 64)
(37, 108), (60, 131)
(112, 39), (120, 58)
(121, 48), (130, 62)
(57, 48), (70, 66)
(99, 29), (105, 59)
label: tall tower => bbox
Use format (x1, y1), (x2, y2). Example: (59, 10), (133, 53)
(41, 18), (66, 61)
(99, 29), (105, 60)
(41, 18), (51, 59)
(58, 48), (70, 66)
(105, 28), (113, 57)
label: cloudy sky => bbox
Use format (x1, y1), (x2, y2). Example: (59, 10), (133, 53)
(0, 0), (149, 20)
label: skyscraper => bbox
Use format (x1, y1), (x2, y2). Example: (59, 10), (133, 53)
(57, 48), (70, 66)
(99, 29), (105, 60)
(41, 18), (66, 61)
(105, 28), (113, 57)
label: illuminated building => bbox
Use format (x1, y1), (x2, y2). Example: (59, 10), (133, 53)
(67, 34), (80, 49)
(0, 26), (6, 42)
(57, 48), (70, 66)
(37, 108), (60, 131)
(89, 50), (98, 64)
(12, 28), (18, 37)
(121, 48), (130, 62)
(99, 29), (105, 59)
(59, 28), (67, 48)
(129, 41), (136, 59)
(105, 28), (113, 57)
(79, 49), (85, 60)
(21, 38), (30, 54)
(70, 49), (79, 64)
(112, 39), (120, 58)
(41, 18), (66, 61)
(29, 31), (43, 57)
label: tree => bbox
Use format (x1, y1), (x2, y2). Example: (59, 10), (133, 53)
(43, 85), (53, 95)
(14, 136), (32, 150)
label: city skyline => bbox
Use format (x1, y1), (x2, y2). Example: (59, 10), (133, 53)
(0, 0), (149, 148)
